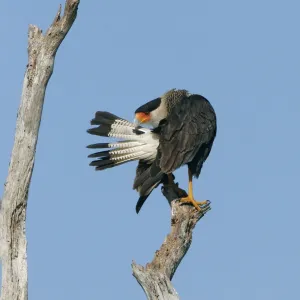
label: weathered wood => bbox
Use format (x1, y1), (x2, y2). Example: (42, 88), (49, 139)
(0, 1), (80, 299)
(132, 184), (211, 299)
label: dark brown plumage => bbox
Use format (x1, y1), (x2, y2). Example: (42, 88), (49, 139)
(87, 89), (217, 213)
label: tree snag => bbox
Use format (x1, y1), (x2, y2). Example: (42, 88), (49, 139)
(132, 184), (211, 299)
(0, 1), (80, 299)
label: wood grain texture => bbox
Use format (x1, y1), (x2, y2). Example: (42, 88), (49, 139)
(0, 1), (80, 299)
(132, 183), (211, 299)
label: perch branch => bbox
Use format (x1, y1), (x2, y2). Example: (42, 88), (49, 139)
(0, 1), (80, 299)
(132, 183), (211, 299)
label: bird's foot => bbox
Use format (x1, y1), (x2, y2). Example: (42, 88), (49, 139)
(180, 197), (209, 211)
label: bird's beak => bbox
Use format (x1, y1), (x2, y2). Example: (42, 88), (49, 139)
(134, 112), (150, 124)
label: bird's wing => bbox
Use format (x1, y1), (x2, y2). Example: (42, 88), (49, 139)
(136, 95), (216, 200)
(156, 95), (217, 174)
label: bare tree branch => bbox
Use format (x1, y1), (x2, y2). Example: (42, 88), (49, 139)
(132, 184), (211, 299)
(0, 1), (80, 299)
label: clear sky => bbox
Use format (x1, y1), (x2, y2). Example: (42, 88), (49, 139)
(0, 0), (299, 299)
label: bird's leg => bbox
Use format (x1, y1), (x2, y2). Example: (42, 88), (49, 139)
(167, 174), (187, 197)
(180, 168), (208, 211)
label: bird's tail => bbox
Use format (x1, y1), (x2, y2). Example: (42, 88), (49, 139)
(87, 111), (158, 170)
(133, 159), (166, 213)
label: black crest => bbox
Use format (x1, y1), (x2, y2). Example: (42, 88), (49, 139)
(135, 98), (161, 114)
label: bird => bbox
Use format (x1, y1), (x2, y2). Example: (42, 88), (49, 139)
(87, 89), (217, 213)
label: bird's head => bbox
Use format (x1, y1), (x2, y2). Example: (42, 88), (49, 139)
(134, 89), (189, 128)
(134, 97), (165, 127)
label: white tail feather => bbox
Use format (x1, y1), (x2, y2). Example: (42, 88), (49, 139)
(108, 121), (158, 163)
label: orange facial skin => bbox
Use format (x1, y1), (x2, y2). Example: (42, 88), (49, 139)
(135, 112), (151, 123)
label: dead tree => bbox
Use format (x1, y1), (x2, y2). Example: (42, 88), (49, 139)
(0, 1), (80, 299)
(0, 1), (210, 299)
(132, 185), (211, 299)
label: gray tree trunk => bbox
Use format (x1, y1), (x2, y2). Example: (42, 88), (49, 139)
(0, 1), (80, 299)
(132, 185), (211, 299)
(0, 2), (210, 299)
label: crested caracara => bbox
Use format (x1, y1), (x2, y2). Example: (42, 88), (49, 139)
(87, 89), (217, 213)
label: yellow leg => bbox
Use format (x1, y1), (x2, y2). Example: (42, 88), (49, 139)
(180, 168), (208, 211)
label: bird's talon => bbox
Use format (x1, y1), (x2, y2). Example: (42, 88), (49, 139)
(200, 200), (211, 208)
(196, 200), (209, 207)
(180, 197), (209, 211)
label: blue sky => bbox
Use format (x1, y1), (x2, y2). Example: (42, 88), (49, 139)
(1, 0), (300, 299)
